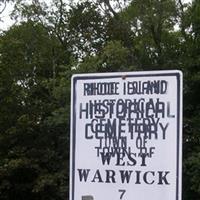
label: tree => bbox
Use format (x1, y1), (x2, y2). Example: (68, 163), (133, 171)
(0, 0), (200, 199)
(0, 20), (70, 199)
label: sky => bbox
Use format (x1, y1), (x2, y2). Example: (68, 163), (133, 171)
(0, 2), (15, 30)
(0, 0), (193, 31)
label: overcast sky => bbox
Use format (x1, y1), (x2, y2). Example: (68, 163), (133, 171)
(0, 0), (193, 31)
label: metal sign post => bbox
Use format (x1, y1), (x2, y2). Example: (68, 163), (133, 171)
(70, 70), (182, 200)
(82, 196), (94, 200)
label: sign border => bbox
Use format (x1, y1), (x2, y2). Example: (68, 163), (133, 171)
(70, 70), (182, 200)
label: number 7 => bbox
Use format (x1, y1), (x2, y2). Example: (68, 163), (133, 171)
(118, 189), (126, 199)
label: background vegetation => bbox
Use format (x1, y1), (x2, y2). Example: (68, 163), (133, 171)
(0, 0), (200, 199)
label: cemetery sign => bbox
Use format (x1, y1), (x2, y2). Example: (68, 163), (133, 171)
(70, 70), (182, 200)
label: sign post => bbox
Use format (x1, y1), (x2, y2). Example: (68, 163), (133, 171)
(70, 70), (182, 200)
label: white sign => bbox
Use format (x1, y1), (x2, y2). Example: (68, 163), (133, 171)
(70, 70), (182, 200)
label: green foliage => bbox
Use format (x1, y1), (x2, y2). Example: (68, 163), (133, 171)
(77, 41), (135, 73)
(0, 0), (200, 199)
(0, 19), (70, 199)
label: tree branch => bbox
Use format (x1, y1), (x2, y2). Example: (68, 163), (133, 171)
(177, 0), (188, 39)
(0, 1), (7, 15)
(103, 0), (118, 18)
